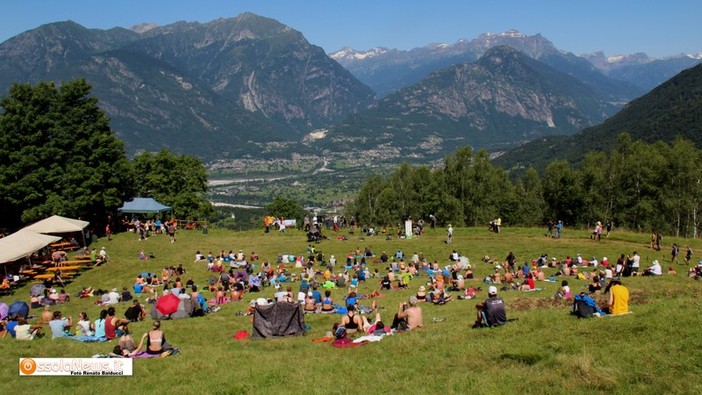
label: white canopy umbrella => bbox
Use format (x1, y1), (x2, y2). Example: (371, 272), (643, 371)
(23, 215), (89, 246)
(0, 230), (61, 264)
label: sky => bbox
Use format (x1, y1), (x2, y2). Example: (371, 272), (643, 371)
(1, 1), (700, 58)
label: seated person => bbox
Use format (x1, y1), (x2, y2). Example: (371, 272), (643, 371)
(321, 290), (335, 313)
(416, 285), (427, 302)
(520, 273), (536, 291)
(304, 292), (317, 313)
(339, 305), (364, 334)
(121, 287), (133, 302)
(391, 296), (423, 330)
(76, 312), (95, 336)
(606, 278), (629, 315)
(644, 260), (663, 276)
(588, 276), (602, 293)
(125, 300), (147, 322)
(116, 325), (137, 356)
(491, 269), (502, 284)
(555, 280), (572, 298)
(41, 306), (53, 324)
(49, 311), (73, 339)
(130, 320), (171, 356)
(14, 316), (43, 340)
(464, 286), (476, 299)
(473, 286), (507, 328)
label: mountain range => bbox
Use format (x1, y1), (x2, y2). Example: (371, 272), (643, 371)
(0, 13), (374, 157)
(0, 14), (700, 162)
(494, 63), (702, 171)
(331, 30), (700, 100)
(314, 46), (616, 158)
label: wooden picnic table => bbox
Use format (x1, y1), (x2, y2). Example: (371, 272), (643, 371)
(61, 260), (92, 266)
(45, 266), (82, 273)
(73, 255), (92, 261)
(19, 270), (37, 275)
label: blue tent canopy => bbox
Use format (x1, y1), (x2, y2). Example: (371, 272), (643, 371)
(118, 197), (172, 214)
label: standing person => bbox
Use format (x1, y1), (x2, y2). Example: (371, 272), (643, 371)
(473, 286), (507, 328)
(630, 251), (641, 275)
(671, 243), (679, 263)
(545, 220), (554, 237)
(650, 231), (656, 250)
(167, 222), (176, 243)
(605, 219), (612, 237)
(685, 246), (693, 265)
(446, 224), (453, 244)
(655, 232), (662, 251)
(429, 214), (437, 229)
(556, 220), (563, 239)
(495, 217), (501, 234)
(105, 223), (112, 241)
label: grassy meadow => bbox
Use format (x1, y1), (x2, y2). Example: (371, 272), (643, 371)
(2, 225), (702, 394)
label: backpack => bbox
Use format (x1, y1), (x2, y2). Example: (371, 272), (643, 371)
(572, 296), (597, 318)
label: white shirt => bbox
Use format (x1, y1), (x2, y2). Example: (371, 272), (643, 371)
(107, 291), (120, 304)
(650, 262), (662, 275)
(632, 254), (640, 268)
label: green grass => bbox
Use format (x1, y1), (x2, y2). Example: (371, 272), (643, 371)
(2, 226), (701, 394)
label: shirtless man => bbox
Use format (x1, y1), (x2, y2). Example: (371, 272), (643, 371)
(392, 296), (423, 330)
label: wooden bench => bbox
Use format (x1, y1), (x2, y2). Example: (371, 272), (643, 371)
(73, 255), (92, 261)
(45, 266), (82, 273)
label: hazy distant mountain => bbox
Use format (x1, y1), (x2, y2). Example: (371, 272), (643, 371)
(331, 30), (644, 102)
(583, 51), (702, 91)
(317, 46), (616, 159)
(494, 63), (702, 171)
(0, 13), (375, 157)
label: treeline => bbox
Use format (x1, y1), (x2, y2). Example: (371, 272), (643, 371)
(348, 133), (702, 237)
(0, 79), (212, 231)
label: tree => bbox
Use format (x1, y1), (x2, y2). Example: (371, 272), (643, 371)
(0, 79), (132, 229)
(542, 160), (584, 226)
(132, 149), (213, 220)
(511, 167), (545, 226)
(266, 196), (304, 221)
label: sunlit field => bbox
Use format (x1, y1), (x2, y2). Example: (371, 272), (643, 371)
(2, 226), (701, 394)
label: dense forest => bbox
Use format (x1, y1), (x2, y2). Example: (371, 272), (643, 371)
(348, 134), (702, 238)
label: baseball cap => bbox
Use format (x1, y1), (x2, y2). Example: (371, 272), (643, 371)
(488, 286), (497, 295)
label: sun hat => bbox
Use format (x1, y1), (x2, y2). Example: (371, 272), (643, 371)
(419, 286), (426, 292)
(488, 286), (497, 295)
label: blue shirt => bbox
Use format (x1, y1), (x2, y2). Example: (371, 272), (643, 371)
(312, 290), (322, 304)
(49, 318), (69, 339)
(94, 318), (106, 338)
(6, 320), (18, 337)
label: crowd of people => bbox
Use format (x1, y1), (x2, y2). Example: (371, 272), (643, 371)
(2, 217), (698, 359)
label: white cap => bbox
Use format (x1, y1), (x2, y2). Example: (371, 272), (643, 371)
(488, 286), (497, 295)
